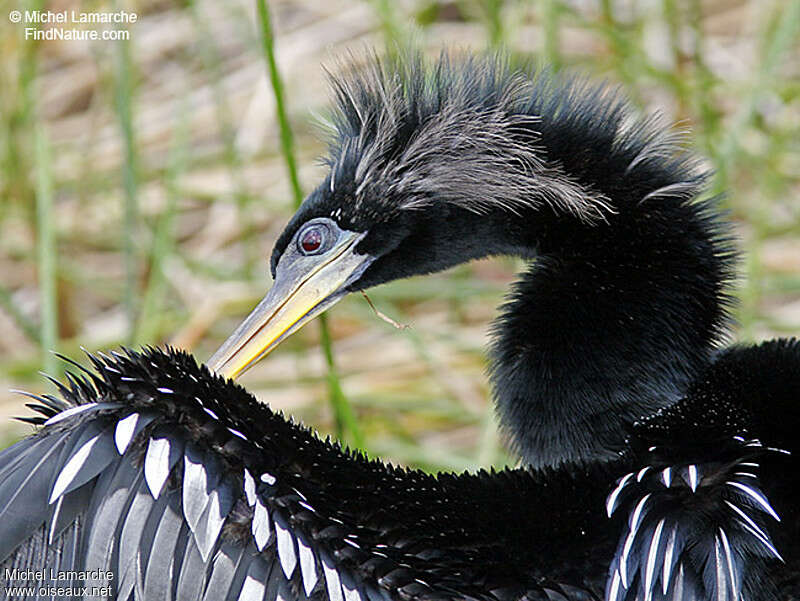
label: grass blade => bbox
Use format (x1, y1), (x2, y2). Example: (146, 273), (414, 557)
(112, 4), (139, 345)
(541, 0), (562, 70)
(483, 0), (504, 48)
(34, 122), (58, 377)
(254, 0), (364, 448)
(255, 0), (302, 206)
(372, 0), (407, 54)
(133, 108), (189, 345)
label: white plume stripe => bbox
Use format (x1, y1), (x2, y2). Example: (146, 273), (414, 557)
(183, 451), (209, 532)
(608, 569), (622, 601)
(644, 518), (666, 599)
(636, 466), (651, 482)
(342, 581), (361, 601)
(197, 489), (227, 561)
(661, 467), (672, 488)
(243, 468), (257, 507)
(620, 493), (651, 587)
(252, 498), (270, 552)
(640, 181), (698, 204)
(724, 500), (783, 560)
(322, 559), (344, 601)
(298, 537), (319, 595)
(713, 539), (725, 601)
(662, 525), (678, 595)
(144, 437), (172, 500)
(620, 528), (637, 588)
(114, 413), (140, 454)
(44, 403), (99, 426)
(343, 538), (360, 549)
(48, 495), (65, 545)
(727, 481), (781, 521)
(629, 493), (651, 531)
(688, 464), (699, 493)
(49, 432), (102, 504)
(227, 427), (247, 440)
(673, 563), (685, 601)
(238, 573), (266, 601)
(718, 528), (739, 600)
(276, 520), (298, 578)
(606, 472), (634, 517)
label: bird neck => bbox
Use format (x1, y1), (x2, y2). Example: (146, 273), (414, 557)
(489, 197), (734, 470)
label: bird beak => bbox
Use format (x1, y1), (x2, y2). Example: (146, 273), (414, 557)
(207, 231), (372, 380)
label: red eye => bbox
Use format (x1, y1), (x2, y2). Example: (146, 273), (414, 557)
(300, 227), (323, 254)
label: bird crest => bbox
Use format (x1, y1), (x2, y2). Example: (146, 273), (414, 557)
(320, 50), (703, 230)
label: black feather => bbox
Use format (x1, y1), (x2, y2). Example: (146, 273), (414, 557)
(1, 50), (797, 601)
(271, 51), (737, 469)
(2, 347), (621, 600)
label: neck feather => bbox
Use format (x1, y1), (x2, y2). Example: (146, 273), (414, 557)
(489, 194), (735, 469)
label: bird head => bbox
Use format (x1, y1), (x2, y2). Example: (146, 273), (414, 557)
(206, 50), (670, 380)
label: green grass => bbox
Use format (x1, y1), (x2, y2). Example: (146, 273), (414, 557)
(34, 122), (58, 378)
(0, 0), (797, 469)
(112, 13), (140, 345)
(133, 106), (189, 345)
(255, 0), (363, 448)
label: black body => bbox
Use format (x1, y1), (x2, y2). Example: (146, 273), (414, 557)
(1, 348), (621, 600)
(0, 51), (797, 600)
(1, 345), (797, 600)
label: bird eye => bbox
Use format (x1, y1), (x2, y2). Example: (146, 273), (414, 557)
(298, 224), (326, 255)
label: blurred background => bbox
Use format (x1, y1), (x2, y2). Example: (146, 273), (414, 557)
(0, 0), (798, 471)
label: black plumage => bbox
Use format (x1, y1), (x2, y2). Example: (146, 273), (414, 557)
(1, 348), (621, 600)
(2, 344), (794, 600)
(271, 52), (736, 469)
(607, 339), (800, 601)
(1, 51), (798, 601)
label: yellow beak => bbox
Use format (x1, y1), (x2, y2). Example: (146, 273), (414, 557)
(207, 230), (372, 380)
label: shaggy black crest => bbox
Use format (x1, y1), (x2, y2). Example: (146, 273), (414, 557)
(279, 51), (703, 235)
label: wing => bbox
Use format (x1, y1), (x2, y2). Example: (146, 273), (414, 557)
(604, 340), (800, 601)
(604, 438), (783, 601)
(0, 347), (618, 601)
(0, 350), (394, 601)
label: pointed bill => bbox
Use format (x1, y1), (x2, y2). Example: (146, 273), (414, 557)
(207, 231), (372, 379)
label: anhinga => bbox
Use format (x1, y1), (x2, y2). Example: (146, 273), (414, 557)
(0, 52), (797, 601)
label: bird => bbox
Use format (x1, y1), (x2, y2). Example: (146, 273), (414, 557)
(0, 51), (797, 601)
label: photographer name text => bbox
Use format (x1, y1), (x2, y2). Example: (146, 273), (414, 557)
(5, 568), (114, 581)
(16, 10), (137, 24)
